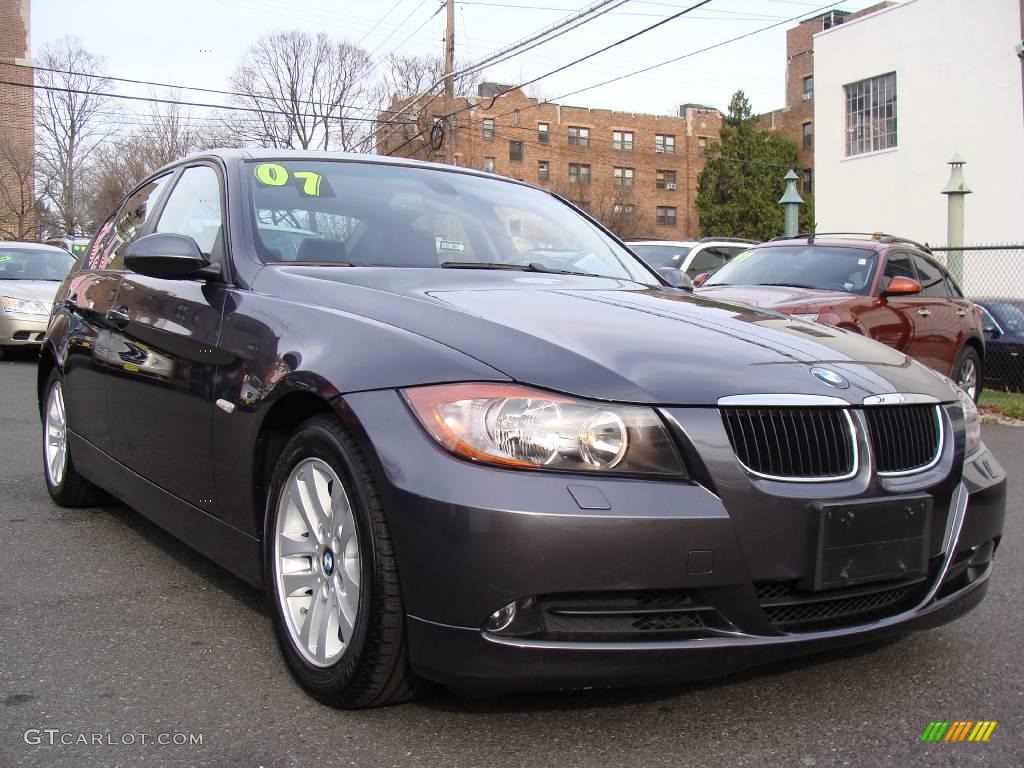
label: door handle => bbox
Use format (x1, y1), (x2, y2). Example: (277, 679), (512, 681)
(955, 309), (967, 317)
(106, 307), (130, 326)
(917, 308), (932, 317)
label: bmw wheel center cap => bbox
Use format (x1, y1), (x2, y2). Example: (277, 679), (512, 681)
(322, 549), (335, 576)
(811, 367), (850, 389)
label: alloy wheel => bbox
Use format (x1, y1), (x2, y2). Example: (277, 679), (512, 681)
(273, 458), (361, 668)
(958, 358), (978, 401)
(45, 382), (67, 487)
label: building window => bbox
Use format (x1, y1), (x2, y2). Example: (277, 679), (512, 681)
(537, 160), (549, 181)
(568, 163), (591, 184)
(697, 137), (708, 156)
(656, 170), (677, 190)
(537, 123), (549, 143)
(613, 167), (634, 186)
(509, 140), (523, 162)
(803, 168), (813, 194)
(613, 203), (635, 216)
(803, 75), (814, 101)
(483, 157), (495, 173)
(512, 109), (520, 127)
(612, 130), (634, 151)
(845, 72), (897, 156)
(482, 118), (495, 139)
(656, 206), (677, 226)
(568, 126), (590, 147)
(802, 122), (813, 149)
(655, 134), (675, 154)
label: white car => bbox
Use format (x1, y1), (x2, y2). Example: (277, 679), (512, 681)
(0, 242), (76, 354)
(626, 237), (757, 281)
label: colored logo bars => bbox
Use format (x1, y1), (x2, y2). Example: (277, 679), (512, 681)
(920, 721), (997, 742)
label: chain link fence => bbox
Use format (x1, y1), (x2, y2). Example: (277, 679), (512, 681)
(930, 244), (1024, 392)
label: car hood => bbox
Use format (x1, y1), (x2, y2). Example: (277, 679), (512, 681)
(256, 267), (956, 406)
(696, 284), (855, 310)
(0, 280), (61, 302)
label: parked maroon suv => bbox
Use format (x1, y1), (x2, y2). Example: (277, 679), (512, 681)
(696, 234), (986, 400)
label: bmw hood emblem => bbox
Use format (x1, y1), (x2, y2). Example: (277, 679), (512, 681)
(811, 367), (849, 389)
(322, 550), (335, 575)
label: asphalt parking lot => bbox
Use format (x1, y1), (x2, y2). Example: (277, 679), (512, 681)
(0, 350), (1020, 768)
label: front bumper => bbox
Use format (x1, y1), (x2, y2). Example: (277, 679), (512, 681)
(0, 313), (48, 346)
(341, 391), (1006, 692)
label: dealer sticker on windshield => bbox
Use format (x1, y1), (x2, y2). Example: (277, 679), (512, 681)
(437, 240), (466, 253)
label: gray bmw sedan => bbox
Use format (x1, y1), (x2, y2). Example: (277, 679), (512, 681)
(39, 150), (1005, 708)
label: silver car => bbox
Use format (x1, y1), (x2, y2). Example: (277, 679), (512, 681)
(0, 242), (76, 353)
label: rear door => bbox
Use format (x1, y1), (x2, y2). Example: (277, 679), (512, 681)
(911, 253), (965, 376)
(105, 163), (229, 509)
(868, 250), (941, 370)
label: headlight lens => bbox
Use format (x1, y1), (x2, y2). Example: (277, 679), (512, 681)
(1, 295), (51, 316)
(955, 383), (982, 457)
(402, 383), (685, 476)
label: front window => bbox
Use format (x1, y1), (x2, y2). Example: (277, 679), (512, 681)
(704, 245), (878, 295)
(612, 130), (634, 151)
(845, 72), (897, 156)
(0, 246), (75, 282)
(655, 134), (675, 154)
(244, 160), (655, 283)
(613, 167), (634, 186)
(567, 126), (589, 147)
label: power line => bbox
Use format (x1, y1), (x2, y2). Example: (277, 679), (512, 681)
(367, 2), (437, 58)
(355, 0), (409, 47)
(387, 0), (713, 156)
(0, 79), (416, 125)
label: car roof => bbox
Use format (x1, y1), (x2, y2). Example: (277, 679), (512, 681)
(758, 236), (894, 252)
(153, 148), (538, 189)
(625, 240), (698, 247)
(0, 241), (70, 253)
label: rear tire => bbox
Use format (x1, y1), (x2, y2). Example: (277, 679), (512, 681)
(263, 414), (428, 708)
(42, 369), (104, 507)
(953, 346), (982, 403)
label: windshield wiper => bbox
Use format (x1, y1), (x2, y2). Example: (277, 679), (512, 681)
(441, 261), (609, 279)
(756, 282), (819, 289)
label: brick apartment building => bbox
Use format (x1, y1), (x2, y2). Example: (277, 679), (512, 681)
(757, 4), (892, 198)
(0, 0), (33, 240)
(377, 84), (722, 239)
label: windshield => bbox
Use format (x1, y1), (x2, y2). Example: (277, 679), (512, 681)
(703, 245), (877, 295)
(0, 247), (76, 281)
(245, 160), (657, 283)
(629, 244), (692, 269)
(987, 301), (1024, 332)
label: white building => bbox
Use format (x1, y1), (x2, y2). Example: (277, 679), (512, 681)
(812, 0), (1024, 295)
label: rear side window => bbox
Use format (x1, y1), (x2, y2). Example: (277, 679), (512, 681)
(85, 174), (172, 271)
(912, 255), (952, 298)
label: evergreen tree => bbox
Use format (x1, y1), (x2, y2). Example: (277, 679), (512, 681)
(696, 90), (813, 240)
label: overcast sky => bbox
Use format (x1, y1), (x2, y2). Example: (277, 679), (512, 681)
(32, 0), (885, 119)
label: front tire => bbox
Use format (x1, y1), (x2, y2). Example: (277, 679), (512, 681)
(264, 414), (427, 708)
(954, 346), (982, 403)
(42, 370), (103, 507)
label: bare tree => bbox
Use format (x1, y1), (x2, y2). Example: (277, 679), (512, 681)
(89, 95), (201, 223)
(34, 37), (112, 235)
(226, 30), (376, 152)
(0, 126), (38, 240)
(550, 180), (645, 239)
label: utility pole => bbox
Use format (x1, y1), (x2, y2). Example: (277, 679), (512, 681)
(443, 0), (456, 165)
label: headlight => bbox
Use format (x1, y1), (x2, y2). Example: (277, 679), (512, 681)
(402, 383), (685, 476)
(1, 295), (51, 316)
(954, 383), (982, 457)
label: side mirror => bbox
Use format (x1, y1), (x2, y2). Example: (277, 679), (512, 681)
(657, 267), (693, 292)
(881, 276), (921, 297)
(983, 324), (1001, 339)
(692, 272), (711, 288)
(124, 233), (221, 280)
